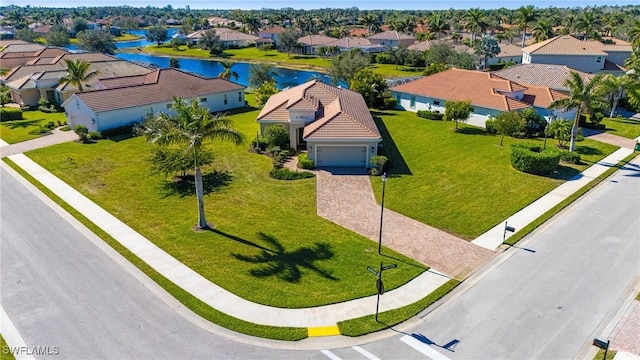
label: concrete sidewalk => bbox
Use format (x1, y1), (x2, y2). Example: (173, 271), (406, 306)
(3, 154), (449, 329)
(472, 146), (636, 250)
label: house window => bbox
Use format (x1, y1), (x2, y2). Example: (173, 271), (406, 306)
(200, 97), (207, 102)
(433, 100), (440, 106)
(224, 94), (228, 105)
(410, 96), (416, 109)
(238, 91), (242, 102)
(596, 56), (602, 63)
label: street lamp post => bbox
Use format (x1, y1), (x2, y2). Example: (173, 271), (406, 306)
(378, 173), (387, 255)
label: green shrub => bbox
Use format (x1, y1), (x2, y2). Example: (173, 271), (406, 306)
(0, 107), (23, 121)
(60, 125), (71, 131)
(560, 150), (581, 164)
(416, 110), (444, 120)
(88, 130), (102, 140)
(485, 118), (497, 134)
(297, 153), (314, 169)
(370, 155), (388, 173)
(45, 121), (56, 129)
(74, 125), (89, 143)
(269, 167), (315, 180)
(101, 124), (135, 138)
(511, 144), (561, 175)
(382, 95), (397, 110)
(264, 125), (290, 149)
(28, 126), (51, 135)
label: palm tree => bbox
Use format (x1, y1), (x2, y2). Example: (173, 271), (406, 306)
(574, 10), (602, 41)
(143, 97), (244, 229)
(548, 72), (607, 151)
(597, 74), (632, 118)
(361, 13), (379, 36)
(516, 5), (537, 47)
(58, 59), (99, 92)
(531, 19), (554, 42)
(218, 60), (239, 81)
(627, 20), (640, 51)
(464, 8), (488, 43)
(428, 14), (450, 40)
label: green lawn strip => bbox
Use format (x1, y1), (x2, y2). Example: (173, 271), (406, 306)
(370, 110), (618, 240)
(338, 279), (460, 337)
(505, 152), (638, 246)
(135, 45), (425, 78)
(637, 291), (640, 301)
(601, 117), (640, 140)
(594, 349), (616, 360)
(2, 157), (307, 341)
(22, 107), (424, 308)
(0, 111), (67, 144)
(0, 333), (16, 360)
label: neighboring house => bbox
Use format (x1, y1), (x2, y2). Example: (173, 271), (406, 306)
(492, 64), (594, 93)
(296, 34), (337, 55)
(2, 52), (151, 107)
(208, 16), (243, 29)
(0, 47), (70, 70)
(187, 28), (258, 47)
(390, 68), (571, 128)
(257, 27), (284, 45)
(63, 68), (246, 132)
(33, 25), (54, 36)
(368, 31), (416, 48)
(347, 28), (368, 38)
(0, 26), (15, 39)
(325, 36), (385, 53)
(522, 35), (631, 74)
(489, 43), (523, 65)
(257, 80), (381, 168)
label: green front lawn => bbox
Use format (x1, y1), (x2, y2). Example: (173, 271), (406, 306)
(0, 110), (67, 144)
(601, 117), (640, 139)
(25, 106), (424, 308)
(370, 111), (618, 240)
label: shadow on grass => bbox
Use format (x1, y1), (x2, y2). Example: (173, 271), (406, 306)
(373, 115), (412, 176)
(2, 119), (43, 129)
(160, 170), (232, 198)
(455, 126), (486, 135)
(574, 144), (603, 156)
(381, 253), (429, 271)
(216, 105), (258, 115)
(211, 229), (275, 252)
(232, 232), (337, 283)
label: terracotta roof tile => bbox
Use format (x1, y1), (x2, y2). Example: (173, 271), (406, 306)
(72, 69), (244, 113)
(493, 64), (594, 92)
(368, 30), (415, 41)
(297, 34), (337, 46)
(522, 35), (607, 56)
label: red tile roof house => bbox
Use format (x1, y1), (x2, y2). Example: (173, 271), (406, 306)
(257, 80), (381, 168)
(390, 68), (572, 128)
(62, 68), (246, 133)
(296, 34), (337, 55)
(257, 26), (285, 45)
(368, 31), (416, 48)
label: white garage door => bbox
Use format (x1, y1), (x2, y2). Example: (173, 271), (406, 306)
(316, 146), (367, 167)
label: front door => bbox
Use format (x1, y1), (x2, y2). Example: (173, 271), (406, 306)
(297, 128), (307, 150)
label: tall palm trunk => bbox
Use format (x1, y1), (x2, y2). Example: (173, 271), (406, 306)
(569, 112), (579, 152)
(609, 89), (622, 118)
(194, 148), (208, 229)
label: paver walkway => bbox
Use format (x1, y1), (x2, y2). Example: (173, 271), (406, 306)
(583, 128), (638, 150)
(315, 168), (494, 279)
(0, 128), (78, 157)
(611, 300), (640, 356)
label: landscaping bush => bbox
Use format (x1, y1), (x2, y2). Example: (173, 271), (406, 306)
(560, 150), (581, 164)
(74, 125), (89, 143)
(101, 124), (136, 138)
(510, 144), (561, 175)
(416, 110), (444, 120)
(45, 121), (56, 129)
(297, 153), (314, 169)
(370, 155), (388, 174)
(28, 126), (51, 135)
(484, 118), (497, 134)
(0, 107), (23, 121)
(269, 167), (315, 180)
(88, 131), (102, 140)
(382, 95), (398, 110)
(264, 125), (290, 149)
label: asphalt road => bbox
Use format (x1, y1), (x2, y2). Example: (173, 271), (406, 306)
(368, 159), (640, 360)
(2, 157), (639, 360)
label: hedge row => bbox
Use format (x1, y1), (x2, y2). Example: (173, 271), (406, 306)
(416, 110), (444, 120)
(511, 144), (561, 175)
(0, 107), (23, 121)
(269, 167), (315, 180)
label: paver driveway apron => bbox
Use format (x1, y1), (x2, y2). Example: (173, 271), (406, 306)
(315, 167), (494, 279)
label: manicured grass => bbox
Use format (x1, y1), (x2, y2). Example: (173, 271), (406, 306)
(0, 110), (67, 144)
(0, 333), (16, 360)
(636, 291), (640, 301)
(114, 33), (143, 42)
(3, 157), (307, 341)
(601, 117), (640, 140)
(338, 279), (460, 336)
(594, 349), (616, 360)
(25, 106), (424, 308)
(505, 152), (638, 246)
(370, 111), (619, 240)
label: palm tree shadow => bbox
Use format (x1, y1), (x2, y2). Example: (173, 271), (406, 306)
(232, 232), (338, 283)
(159, 170), (232, 198)
(3, 119), (43, 129)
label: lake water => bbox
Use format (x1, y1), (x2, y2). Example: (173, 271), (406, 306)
(115, 52), (335, 89)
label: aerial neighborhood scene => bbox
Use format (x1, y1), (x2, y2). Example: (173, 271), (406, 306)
(1, 0), (639, 358)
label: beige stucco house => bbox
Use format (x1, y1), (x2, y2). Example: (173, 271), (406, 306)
(257, 80), (381, 168)
(368, 31), (415, 48)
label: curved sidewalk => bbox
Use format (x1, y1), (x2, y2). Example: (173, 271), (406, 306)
(3, 154), (449, 329)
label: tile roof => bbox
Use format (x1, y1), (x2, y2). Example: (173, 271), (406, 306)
(0, 43), (46, 53)
(347, 28), (368, 37)
(368, 31), (415, 41)
(407, 40), (434, 51)
(326, 37), (383, 50)
(493, 64), (594, 92)
(71, 68), (245, 113)
(496, 43), (523, 57)
(57, 60), (152, 91)
(522, 35), (607, 56)
(297, 34), (337, 46)
(391, 68), (565, 111)
(3, 53), (121, 82)
(259, 27), (285, 34)
(257, 80), (380, 140)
